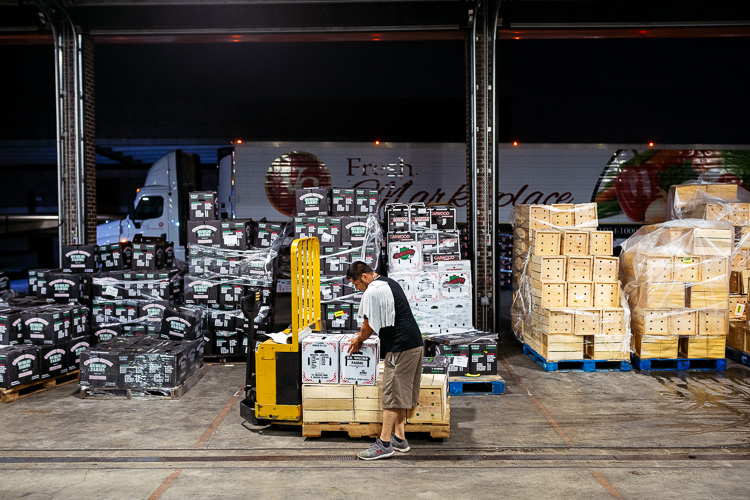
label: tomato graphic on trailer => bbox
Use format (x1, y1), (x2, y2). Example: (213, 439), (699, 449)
(593, 149), (750, 223)
(265, 152), (332, 217)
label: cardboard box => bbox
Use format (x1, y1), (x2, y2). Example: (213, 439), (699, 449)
(409, 203), (431, 231)
(390, 274), (416, 301)
(160, 308), (202, 341)
(187, 220), (221, 248)
(66, 336), (92, 372)
(351, 302), (364, 330)
(79, 348), (119, 388)
(325, 302), (352, 332)
(386, 203), (411, 232)
(98, 242), (133, 271)
(92, 323), (121, 343)
(433, 343), (470, 375)
(21, 309), (69, 345)
(61, 245), (98, 273)
(355, 189), (379, 217)
(332, 188), (355, 215)
(437, 230), (460, 254)
(220, 220), (254, 250)
(422, 355), (451, 375)
(183, 276), (218, 306)
(413, 272), (440, 301)
(0, 344), (40, 388)
(38, 344), (68, 378)
(429, 204), (457, 230)
(46, 272), (91, 303)
(469, 340), (497, 375)
(416, 231), (439, 254)
(316, 217), (342, 247)
(388, 241), (423, 273)
(341, 216), (368, 247)
(188, 191), (218, 220)
(296, 187), (330, 216)
(0, 309), (24, 345)
(339, 334), (380, 385)
(214, 330), (242, 356)
(255, 221), (284, 248)
(438, 269), (472, 300)
(301, 334), (342, 384)
(388, 231), (417, 245)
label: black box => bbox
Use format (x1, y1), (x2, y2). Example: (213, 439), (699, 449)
(131, 243), (160, 271)
(431, 253), (461, 263)
(21, 309), (69, 345)
(220, 220), (254, 250)
(351, 301), (364, 330)
(28, 269), (37, 295)
(325, 302), (352, 332)
(409, 203), (431, 231)
(114, 301), (140, 322)
(160, 308), (202, 341)
(62, 245), (98, 274)
(0, 344), (40, 388)
(187, 220), (221, 248)
(386, 203), (410, 232)
(417, 231), (439, 254)
(189, 191), (218, 220)
(217, 281), (245, 309)
(422, 355), (451, 375)
(322, 247), (347, 276)
(79, 348), (118, 388)
(214, 330), (242, 356)
(469, 340), (498, 375)
(434, 343), (470, 375)
(355, 189), (379, 217)
(0, 309), (24, 345)
(99, 242), (133, 271)
(437, 230), (460, 254)
(255, 221), (283, 248)
(429, 204), (457, 230)
(295, 187), (330, 217)
(316, 217), (342, 247)
(341, 217), (368, 247)
(92, 323), (122, 343)
(46, 272), (91, 303)
(71, 305), (90, 337)
(332, 188), (355, 215)
(38, 344), (68, 378)
(388, 231), (417, 245)
(207, 310), (236, 332)
(184, 276), (218, 306)
(66, 336), (92, 372)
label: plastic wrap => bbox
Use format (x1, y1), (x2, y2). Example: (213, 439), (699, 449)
(667, 182), (750, 222)
(620, 218), (732, 359)
(510, 203), (631, 362)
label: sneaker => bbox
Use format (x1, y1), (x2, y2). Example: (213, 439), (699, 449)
(390, 437), (410, 453)
(358, 439), (394, 460)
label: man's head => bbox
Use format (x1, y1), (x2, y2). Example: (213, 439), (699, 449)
(346, 261), (376, 292)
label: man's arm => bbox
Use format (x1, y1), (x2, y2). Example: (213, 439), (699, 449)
(347, 318), (374, 354)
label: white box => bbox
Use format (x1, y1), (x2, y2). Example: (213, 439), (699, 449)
(441, 299), (473, 328)
(388, 242), (423, 274)
(339, 334), (380, 385)
(438, 270), (472, 299)
(437, 260), (472, 274)
(413, 272), (439, 301)
(301, 334), (342, 384)
(389, 273), (416, 301)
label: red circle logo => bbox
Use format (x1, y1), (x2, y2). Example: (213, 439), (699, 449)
(265, 151), (332, 217)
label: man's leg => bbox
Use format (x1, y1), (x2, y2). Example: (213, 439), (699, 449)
(394, 409), (406, 440)
(381, 409), (398, 442)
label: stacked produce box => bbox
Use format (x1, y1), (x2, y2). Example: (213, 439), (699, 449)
(186, 190), (283, 357)
(511, 203), (630, 362)
(667, 182), (750, 355)
(620, 219), (732, 360)
(294, 187), (381, 334)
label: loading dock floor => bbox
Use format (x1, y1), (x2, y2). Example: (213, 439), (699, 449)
(2, 331), (750, 499)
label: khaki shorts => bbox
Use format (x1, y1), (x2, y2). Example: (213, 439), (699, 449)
(382, 346), (423, 409)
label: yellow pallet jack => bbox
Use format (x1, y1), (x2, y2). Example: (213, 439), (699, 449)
(240, 237), (321, 425)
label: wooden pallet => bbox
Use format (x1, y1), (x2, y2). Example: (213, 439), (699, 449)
(449, 375), (505, 396)
(523, 344), (632, 372)
(1, 370), (80, 404)
(631, 355), (727, 371)
(302, 405), (450, 439)
(79, 364), (206, 400)
(726, 347), (750, 368)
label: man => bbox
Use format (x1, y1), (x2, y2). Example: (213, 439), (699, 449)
(346, 261), (423, 460)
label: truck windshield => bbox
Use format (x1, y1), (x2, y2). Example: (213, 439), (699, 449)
(134, 196), (164, 220)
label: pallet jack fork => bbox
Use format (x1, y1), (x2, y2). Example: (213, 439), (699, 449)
(240, 237), (322, 425)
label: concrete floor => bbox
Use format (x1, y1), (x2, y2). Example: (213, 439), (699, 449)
(2, 329), (750, 500)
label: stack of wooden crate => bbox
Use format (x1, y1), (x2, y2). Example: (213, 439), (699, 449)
(621, 222), (733, 359)
(512, 203), (629, 362)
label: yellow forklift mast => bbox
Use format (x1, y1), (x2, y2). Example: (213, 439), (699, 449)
(240, 237), (321, 425)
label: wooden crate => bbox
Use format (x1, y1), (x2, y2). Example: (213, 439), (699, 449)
(673, 256), (702, 283)
(549, 204), (575, 227)
(584, 334), (630, 361)
(727, 320), (750, 352)
(637, 282), (686, 309)
(567, 281), (593, 307)
(567, 256), (593, 281)
(408, 373), (448, 424)
(697, 309), (728, 335)
(531, 231), (561, 255)
(670, 309), (697, 336)
(705, 202), (750, 225)
(515, 205), (550, 229)
(732, 253), (750, 270)
(705, 183), (740, 200)
(688, 283), (729, 310)
(538, 333), (585, 361)
(601, 308), (626, 335)
(561, 231), (589, 255)
(701, 256), (729, 283)
(632, 332), (679, 359)
(729, 293), (747, 320)
(593, 256), (619, 282)
(632, 308), (670, 334)
(594, 281), (620, 307)
(589, 231), (614, 256)
(530, 255), (566, 281)
(639, 254), (674, 282)
(303, 385), (354, 423)
(533, 308), (574, 334)
(679, 335), (726, 359)
(692, 227), (733, 256)
(574, 309), (601, 335)
(354, 384), (382, 422)
(574, 203), (599, 228)
(531, 281), (566, 307)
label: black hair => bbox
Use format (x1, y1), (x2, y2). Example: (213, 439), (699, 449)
(345, 261), (374, 282)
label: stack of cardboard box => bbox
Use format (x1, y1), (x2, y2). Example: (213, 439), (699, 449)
(511, 203), (629, 362)
(620, 220), (732, 360)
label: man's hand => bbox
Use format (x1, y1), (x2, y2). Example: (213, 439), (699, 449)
(348, 337), (364, 355)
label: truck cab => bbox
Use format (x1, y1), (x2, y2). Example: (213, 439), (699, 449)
(97, 150), (201, 261)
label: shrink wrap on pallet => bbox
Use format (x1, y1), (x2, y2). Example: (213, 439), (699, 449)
(620, 219), (732, 359)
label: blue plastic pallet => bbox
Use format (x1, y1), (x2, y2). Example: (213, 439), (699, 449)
(726, 347), (750, 368)
(522, 344), (632, 372)
(631, 354), (726, 371)
(448, 375), (505, 396)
